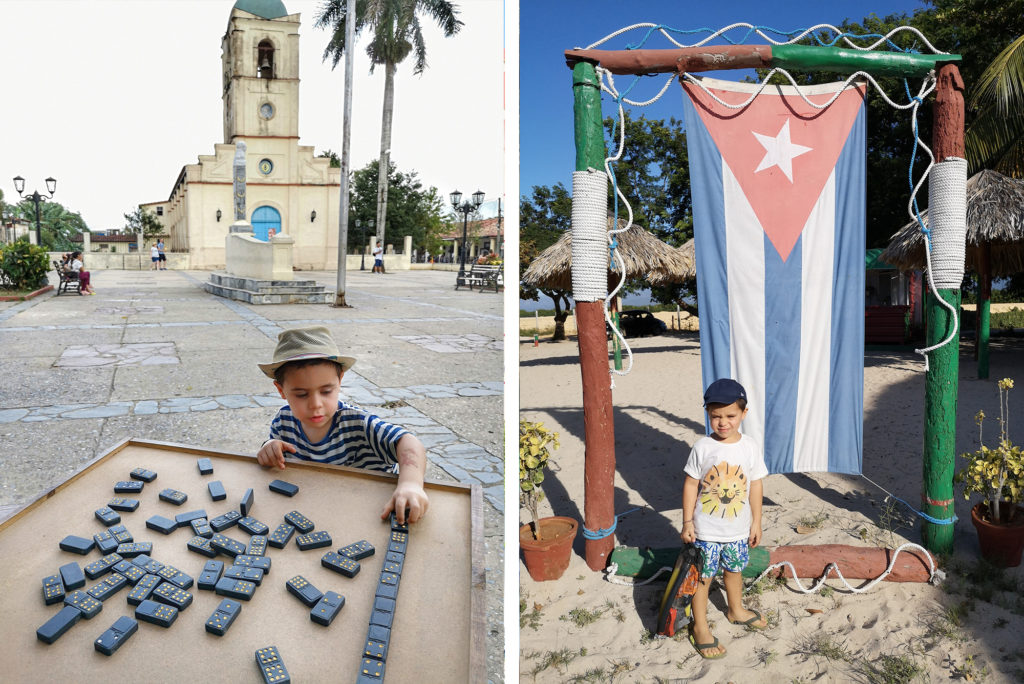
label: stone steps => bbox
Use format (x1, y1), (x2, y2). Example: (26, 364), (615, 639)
(204, 272), (330, 305)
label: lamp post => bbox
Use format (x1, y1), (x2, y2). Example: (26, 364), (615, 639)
(12, 175), (56, 247)
(449, 189), (484, 279)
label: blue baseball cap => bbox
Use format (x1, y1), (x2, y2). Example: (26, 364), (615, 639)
(703, 378), (747, 407)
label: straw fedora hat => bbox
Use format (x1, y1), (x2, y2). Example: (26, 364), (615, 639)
(258, 326), (356, 379)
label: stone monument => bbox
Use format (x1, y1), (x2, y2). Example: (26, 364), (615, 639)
(231, 141), (252, 233)
(207, 143), (327, 304)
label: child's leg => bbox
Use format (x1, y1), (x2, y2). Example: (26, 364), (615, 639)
(720, 540), (767, 628)
(689, 575), (725, 657)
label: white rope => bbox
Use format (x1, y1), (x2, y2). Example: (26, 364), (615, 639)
(584, 23), (948, 55)
(744, 542), (945, 596)
(681, 68), (935, 112)
(598, 69), (637, 381)
(914, 157), (967, 368)
(571, 169), (610, 304)
(602, 561), (674, 586)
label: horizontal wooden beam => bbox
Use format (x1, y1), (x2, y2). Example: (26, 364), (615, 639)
(565, 44), (960, 78)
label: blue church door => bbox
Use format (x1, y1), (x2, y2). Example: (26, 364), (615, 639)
(251, 206), (281, 242)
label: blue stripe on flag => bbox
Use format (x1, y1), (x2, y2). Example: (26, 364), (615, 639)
(829, 105), (866, 474)
(681, 96), (731, 400)
(763, 233), (802, 474)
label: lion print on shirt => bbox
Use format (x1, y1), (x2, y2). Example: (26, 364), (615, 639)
(699, 461), (747, 518)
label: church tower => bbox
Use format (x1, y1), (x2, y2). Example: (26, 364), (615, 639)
(221, 0), (300, 143)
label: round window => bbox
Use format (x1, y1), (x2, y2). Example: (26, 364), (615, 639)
(259, 102), (274, 119)
(258, 158), (274, 175)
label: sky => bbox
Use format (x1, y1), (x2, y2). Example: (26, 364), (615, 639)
(0, 0), (503, 231)
(519, 0), (932, 199)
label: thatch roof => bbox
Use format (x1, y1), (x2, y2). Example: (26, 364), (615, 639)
(521, 219), (695, 292)
(880, 169), (1024, 275)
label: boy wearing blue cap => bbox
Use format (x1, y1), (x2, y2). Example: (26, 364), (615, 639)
(680, 378), (768, 658)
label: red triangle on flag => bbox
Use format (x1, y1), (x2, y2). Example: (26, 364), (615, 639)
(683, 79), (865, 261)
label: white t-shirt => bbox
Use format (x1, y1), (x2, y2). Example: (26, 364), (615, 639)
(683, 434), (768, 542)
(372, 245), (383, 258)
(151, 246), (160, 259)
(71, 259), (83, 271)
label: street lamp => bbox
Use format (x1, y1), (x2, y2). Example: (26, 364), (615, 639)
(450, 189), (484, 279)
(13, 175), (56, 247)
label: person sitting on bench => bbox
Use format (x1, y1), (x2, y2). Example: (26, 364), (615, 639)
(69, 251), (95, 295)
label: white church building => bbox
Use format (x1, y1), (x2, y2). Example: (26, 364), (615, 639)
(141, 0), (342, 270)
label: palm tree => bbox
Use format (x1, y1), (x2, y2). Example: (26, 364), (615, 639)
(965, 34), (1024, 177)
(316, 0), (463, 250)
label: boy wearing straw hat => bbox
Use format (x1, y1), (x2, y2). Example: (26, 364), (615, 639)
(257, 325), (428, 523)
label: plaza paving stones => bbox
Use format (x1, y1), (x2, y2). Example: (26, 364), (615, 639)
(0, 267), (506, 683)
(55, 342), (179, 367)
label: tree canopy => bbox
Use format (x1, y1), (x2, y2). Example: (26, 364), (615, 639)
(8, 199), (87, 251)
(123, 208), (163, 239)
(349, 159), (446, 251)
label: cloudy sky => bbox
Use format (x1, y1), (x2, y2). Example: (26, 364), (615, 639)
(1, 0), (504, 230)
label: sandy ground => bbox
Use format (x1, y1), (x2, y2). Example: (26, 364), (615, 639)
(519, 331), (1024, 683)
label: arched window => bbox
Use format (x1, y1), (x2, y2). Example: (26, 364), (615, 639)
(251, 206), (281, 241)
(258, 40), (274, 79)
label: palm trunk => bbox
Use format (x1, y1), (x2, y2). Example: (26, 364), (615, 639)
(375, 61), (396, 251)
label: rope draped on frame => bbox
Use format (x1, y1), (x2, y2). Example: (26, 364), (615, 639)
(570, 23), (964, 379)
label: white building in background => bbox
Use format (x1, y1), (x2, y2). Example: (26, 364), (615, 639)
(141, 0), (341, 270)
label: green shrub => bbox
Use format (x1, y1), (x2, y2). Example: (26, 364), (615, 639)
(0, 240), (50, 290)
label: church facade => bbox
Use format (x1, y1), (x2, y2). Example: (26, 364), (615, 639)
(141, 0), (341, 270)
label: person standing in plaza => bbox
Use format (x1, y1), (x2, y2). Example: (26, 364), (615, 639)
(372, 240), (384, 274)
(157, 238), (167, 270)
(150, 243), (160, 270)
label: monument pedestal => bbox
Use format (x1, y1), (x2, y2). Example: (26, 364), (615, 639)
(203, 272), (330, 304)
(204, 223), (329, 305)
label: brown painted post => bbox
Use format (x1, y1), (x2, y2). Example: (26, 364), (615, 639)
(573, 60), (617, 570)
(921, 64), (964, 554)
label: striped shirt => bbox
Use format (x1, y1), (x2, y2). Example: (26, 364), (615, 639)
(268, 401), (409, 472)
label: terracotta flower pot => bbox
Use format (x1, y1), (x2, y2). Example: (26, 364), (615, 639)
(519, 516), (578, 582)
(970, 502), (1024, 568)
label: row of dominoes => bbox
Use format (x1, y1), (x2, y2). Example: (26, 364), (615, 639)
(357, 513), (410, 682)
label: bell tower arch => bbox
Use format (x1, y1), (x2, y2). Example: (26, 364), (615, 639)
(221, 0), (300, 143)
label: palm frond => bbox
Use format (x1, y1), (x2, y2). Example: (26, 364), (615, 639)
(969, 34), (1024, 116)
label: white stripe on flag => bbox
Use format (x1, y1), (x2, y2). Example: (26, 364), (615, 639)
(794, 170), (836, 471)
(723, 161), (766, 451)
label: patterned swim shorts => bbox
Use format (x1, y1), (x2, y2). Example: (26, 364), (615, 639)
(693, 538), (750, 578)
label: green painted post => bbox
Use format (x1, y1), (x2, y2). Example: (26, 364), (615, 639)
(921, 288), (960, 553)
(921, 64), (964, 555)
(978, 243), (991, 379)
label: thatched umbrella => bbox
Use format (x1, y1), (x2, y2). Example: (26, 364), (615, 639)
(880, 169), (1024, 378)
(522, 220), (695, 292)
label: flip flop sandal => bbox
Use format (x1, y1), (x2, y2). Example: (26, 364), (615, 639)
(688, 632), (726, 659)
(730, 609), (766, 630)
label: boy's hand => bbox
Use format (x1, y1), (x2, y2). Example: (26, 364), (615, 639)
(680, 521), (696, 543)
(748, 522), (762, 548)
(257, 439), (295, 470)
(381, 482), (429, 525)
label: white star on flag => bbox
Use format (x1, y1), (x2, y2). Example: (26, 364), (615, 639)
(752, 118), (812, 182)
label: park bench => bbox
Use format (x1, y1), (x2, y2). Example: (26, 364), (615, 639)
(53, 260), (80, 295)
(455, 263), (502, 293)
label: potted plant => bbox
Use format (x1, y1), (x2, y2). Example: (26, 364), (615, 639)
(519, 420), (578, 581)
(955, 378), (1024, 567)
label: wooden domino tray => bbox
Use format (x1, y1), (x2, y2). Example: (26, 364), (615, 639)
(0, 439), (484, 682)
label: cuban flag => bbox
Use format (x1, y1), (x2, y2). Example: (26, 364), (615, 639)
(681, 77), (866, 475)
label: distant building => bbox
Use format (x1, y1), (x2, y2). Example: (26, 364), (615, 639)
(0, 217), (33, 244)
(141, 0), (341, 270)
(71, 232), (138, 253)
(438, 216), (504, 262)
